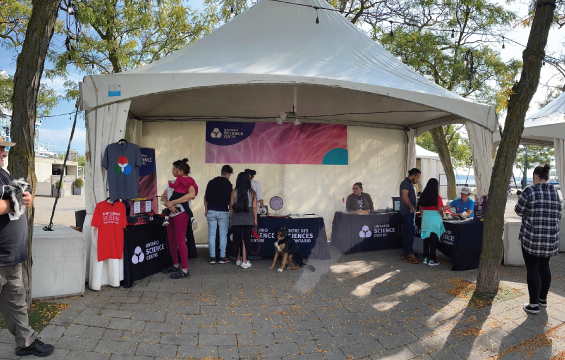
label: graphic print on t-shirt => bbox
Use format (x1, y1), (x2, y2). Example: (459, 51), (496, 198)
(114, 156), (133, 175)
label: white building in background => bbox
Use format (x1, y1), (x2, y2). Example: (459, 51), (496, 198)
(1, 69), (82, 196)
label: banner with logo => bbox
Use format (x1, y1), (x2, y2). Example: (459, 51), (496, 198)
(331, 212), (402, 254)
(122, 223), (172, 288)
(229, 216), (331, 259)
(138, 148), (159, 214)
(205, 121), (348, 165)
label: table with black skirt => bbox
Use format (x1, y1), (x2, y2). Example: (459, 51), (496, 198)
(225, 215), (331, 260)
(330, 211), (403, 254)
(122, 222), (172, 288)
(436, 219), (483, 271)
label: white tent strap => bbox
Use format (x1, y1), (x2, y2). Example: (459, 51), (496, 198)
(406, 129), (416, 175)
(555, 138), (565, 195)
(126, 118), (143, 144)
(466, 121), (492, 198)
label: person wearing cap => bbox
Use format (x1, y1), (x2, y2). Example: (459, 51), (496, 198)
(443, 186), (475, 217)
(0, 136), (55, 357)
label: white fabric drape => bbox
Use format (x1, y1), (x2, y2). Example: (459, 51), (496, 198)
(466, 121), (493, 198)
(555, 138), (565, 197)
(84, 101), (131, 291)
(126, 118), (143, 144)
(406, 129), (416, 175)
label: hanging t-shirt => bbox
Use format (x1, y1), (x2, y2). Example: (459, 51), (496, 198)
(91, 200), (127, 261)
(102, 142), (142, 201)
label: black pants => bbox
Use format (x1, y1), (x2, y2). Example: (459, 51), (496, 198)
(232, 225), (252, 258)
(423, 233), (438, 261)
(522, 247), (551, 305)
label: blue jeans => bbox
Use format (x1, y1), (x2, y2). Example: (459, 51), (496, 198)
(207, 210), (229, 258)
(402, 212), (415, 255)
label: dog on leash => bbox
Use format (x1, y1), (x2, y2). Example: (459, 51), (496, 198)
(269, 225), (315, 272)
(1, 178), (31, 220)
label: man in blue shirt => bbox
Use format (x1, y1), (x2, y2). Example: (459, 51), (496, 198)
(444, 186), (475, 217)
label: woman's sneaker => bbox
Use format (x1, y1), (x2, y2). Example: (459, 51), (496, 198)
(423, 257), (429, 265)
(523, 303), (540, 314)
(162, 265), (180, 273)
(428, 259), (440, 266)
(236, 259), (242, 266)
(240, 262), (252, 269)
(539, 298), (547, 307)
(171, 270), (189, 279)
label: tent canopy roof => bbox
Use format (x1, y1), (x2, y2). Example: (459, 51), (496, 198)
(80, 0), (496, 131)
(416, 145), (440, 160)
(494, 92), (565, 146)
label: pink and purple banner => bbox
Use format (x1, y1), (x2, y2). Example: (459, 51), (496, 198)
(205, 121), (348, 165)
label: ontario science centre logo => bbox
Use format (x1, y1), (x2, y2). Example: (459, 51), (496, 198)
(114, 156), (133, 175)
(211, 128), (222, 138)
(359, 225), (371, 239)
(132, 246), (144, 264)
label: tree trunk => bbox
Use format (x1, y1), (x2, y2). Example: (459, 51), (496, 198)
(9, 0), (61, 306)
(430, 127), (456, 199)
(476, 0), (555, 294)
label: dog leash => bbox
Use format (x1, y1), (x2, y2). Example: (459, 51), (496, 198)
(249, 227), (260, 255)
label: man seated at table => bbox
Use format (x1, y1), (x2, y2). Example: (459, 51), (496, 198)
(346, 182), (374, 212)
(443, 186), (474, 217)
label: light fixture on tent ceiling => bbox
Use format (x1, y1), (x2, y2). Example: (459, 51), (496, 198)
(275, 85), (301, 125)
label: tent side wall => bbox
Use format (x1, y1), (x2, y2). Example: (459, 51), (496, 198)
(141, 121), (406, 243)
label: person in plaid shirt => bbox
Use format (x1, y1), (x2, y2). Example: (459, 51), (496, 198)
(515, 164), (562, 314)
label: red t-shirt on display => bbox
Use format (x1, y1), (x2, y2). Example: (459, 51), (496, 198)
(91, 201), (127, 261)
(420, 195), (444, 211)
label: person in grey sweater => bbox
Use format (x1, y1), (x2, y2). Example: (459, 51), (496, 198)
(346, 182), (374, 212)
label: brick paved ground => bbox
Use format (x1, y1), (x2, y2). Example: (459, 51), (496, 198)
(1, 245), (564, 360)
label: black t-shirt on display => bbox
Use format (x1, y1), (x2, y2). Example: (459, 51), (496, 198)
(0, 168), (28, 266)
(205, 176), (232, 212)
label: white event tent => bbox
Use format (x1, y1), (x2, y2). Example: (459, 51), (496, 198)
(493, 91), (565, 188)
(79, 0), (496, 289)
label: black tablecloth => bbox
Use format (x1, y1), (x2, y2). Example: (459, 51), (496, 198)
(331, 211), (403, 254)
(233, 216), (331, 259)
(436, 220), (483, 271)
(123, 222), (172, 288)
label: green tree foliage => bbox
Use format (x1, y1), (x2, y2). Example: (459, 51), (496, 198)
(0, 72), (60, 117)
(514, 145), (554, 187)
(1, 0), (61, 116)
(417, 125), (473, 169)
(338, 0), (522, 199)
(49, 0), (223, 76)
(0, 0), (32, 49)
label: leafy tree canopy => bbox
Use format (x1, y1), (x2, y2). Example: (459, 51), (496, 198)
(514, 145), (554, 172)
(417, 125), (473, 170)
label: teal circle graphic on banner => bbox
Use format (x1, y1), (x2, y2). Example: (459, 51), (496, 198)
(322, 148), (348, 165)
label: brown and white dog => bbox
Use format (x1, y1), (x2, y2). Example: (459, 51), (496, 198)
(269, 225), (315, 272)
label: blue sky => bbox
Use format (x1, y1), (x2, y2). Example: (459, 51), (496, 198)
(0, 0), (563, 157)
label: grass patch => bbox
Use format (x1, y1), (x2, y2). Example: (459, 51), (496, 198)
(444, 278), (523, 308)
(0, 301), (69, 333)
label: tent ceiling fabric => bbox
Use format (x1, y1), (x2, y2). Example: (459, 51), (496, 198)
(80, 0), (496, 132)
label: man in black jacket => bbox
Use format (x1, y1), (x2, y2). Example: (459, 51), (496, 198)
(0, 136), (54, 357)
(204, 165), (233, 264)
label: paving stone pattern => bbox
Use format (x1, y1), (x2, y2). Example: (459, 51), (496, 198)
(1, 246), (564, 359)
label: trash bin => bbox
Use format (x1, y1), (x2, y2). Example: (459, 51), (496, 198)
(75, 210), (87, 228)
